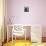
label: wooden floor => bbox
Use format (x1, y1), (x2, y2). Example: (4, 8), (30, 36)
(3, 40), (31, 46)
(3, 40), (46, 46)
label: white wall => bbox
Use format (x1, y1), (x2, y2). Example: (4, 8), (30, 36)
(0, 0), (4, 42)
(7, 0), (46, 37)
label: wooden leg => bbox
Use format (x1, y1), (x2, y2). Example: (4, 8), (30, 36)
(25, 30), (26, 43)
(12, 30), (13, 43)
(15, 35), (16, 42)
(1, 42), (3, 46)
(7, 27), (8, 43)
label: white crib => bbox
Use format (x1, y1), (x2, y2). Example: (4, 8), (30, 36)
(7, 24), (42, 43)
